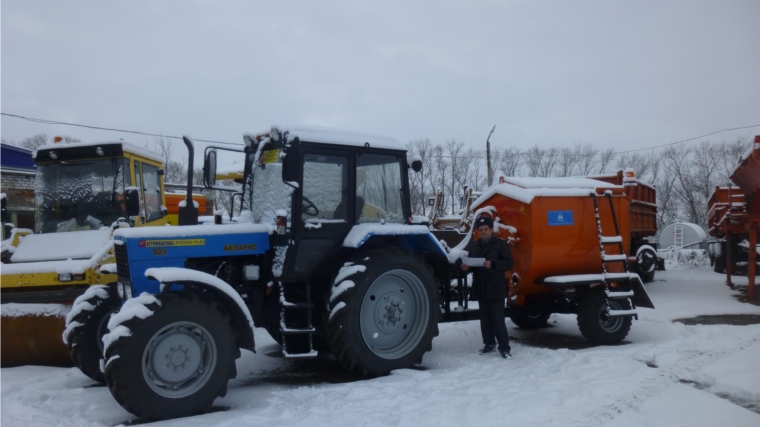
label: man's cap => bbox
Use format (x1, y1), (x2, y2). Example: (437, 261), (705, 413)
(475, 215), (494, 229)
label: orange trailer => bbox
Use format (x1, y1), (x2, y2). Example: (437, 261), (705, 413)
(446, 176), (654, 345)
(708, 136), (760, 298)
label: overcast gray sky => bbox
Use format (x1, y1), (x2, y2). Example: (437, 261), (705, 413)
(2, 0), (759, 159)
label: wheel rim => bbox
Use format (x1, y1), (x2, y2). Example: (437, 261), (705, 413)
(142, 321), (217, 398)
(360, 269), (429, 359)
(599, 299), (624, 333)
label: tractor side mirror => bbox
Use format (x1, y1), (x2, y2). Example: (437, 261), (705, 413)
(411, 159), (422, 172)
(125, 187), (141, 217)
(204, 150), (217, 188)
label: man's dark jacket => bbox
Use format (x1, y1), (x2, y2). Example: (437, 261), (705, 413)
(463, 237), (514, 300)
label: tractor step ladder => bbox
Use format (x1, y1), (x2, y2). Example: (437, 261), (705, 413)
(592, 191), (639, 319)
(279, 282), (318, 358)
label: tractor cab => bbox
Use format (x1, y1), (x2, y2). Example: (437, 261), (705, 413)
(34, 141), (168, 233)
(204, 126), (422, 281)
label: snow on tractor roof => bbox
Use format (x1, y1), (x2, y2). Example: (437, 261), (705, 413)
(36, 140), (164, 163)
(282, 125), (406, 151)
(472, 177), (624, 207)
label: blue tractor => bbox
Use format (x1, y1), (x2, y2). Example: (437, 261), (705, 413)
(100, 127), (451, 419)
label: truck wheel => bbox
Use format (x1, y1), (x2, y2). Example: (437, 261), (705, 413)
(104, 293), (238, 420)
(636, 248), (657, 282)
(577, 289), (632, 345)
(325, 248), (439, 377)
(509, 312), (551, 329)
(63, 284), (121, 383)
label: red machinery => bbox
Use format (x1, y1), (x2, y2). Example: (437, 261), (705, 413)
(707, 135), (760, 299)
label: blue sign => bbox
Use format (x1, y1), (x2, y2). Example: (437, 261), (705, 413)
(548, 210), (573, 226)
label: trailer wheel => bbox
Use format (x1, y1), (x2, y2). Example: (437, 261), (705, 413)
(577, 289), (632, 345)
(104, 293), (238, 420)
(325, 248), (439, 377)
(509, 312), (551, 329)
(636, 247), (657, 282)
(63, 284), (120, 383)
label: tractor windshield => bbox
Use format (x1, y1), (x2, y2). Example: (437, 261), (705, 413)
(35, 158), (129, 233)
(243, 147), (292, 225)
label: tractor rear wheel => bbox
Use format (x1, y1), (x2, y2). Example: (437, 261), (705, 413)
(325, 248), (439, 377)
(103, 293), (238, 420)
(63, 283), (121, 383)
(577, 289), (632, 345)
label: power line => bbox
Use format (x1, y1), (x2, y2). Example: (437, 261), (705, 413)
(0, 112), (243, 146)
(3, 111), (757, 156)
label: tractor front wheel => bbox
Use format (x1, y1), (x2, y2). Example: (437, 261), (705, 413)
(63, 284), (121, 383)
(325, 248), (439, 377)
(103, 293), (238, 420)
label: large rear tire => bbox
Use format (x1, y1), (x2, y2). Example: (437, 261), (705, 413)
(63, 283), (121, 383)
(325, 248), (439, 377)
(577, 289), (632, 345)
(103, 293), (238, 420)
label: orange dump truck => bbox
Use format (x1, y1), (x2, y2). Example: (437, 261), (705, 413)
(447, 176), (654, 345)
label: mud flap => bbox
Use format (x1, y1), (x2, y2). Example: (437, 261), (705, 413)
(631, 280), (655, 309)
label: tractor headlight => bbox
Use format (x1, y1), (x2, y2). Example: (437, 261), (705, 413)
(58, 273), (72, 282)
(125, 283), (133, 299)
(117, 282), (125, 298)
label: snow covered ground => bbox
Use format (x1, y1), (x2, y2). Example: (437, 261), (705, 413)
(2, 264), (760, 427)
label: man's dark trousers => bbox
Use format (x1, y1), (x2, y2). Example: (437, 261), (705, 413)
(479, 298), (510, 354)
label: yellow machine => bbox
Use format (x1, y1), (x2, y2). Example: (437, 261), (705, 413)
(1, 140), (171, 366)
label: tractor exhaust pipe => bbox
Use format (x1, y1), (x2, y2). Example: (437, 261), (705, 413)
(179, 136), (199, 226)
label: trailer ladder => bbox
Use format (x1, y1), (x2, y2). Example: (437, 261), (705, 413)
(592, 191), (642, 318)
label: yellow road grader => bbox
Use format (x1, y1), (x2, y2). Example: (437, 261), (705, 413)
(1, 140), (204, 367)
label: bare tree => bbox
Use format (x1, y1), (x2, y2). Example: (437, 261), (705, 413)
(444, 139), (466, 213)
(575, 143), (599, 175)
(494, 146), (522, 177)
(597, 147), (616, 174)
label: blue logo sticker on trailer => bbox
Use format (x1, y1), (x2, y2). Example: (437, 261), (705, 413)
(548, 210), (573, 226)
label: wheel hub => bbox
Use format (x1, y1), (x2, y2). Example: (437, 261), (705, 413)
(359, 269), (429, 359)
(142, 322), (216, 398)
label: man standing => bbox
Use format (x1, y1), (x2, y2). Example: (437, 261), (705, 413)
(460, 215), (514, 359)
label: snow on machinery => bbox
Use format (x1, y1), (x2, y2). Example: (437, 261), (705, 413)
(707, 135), (760, 298)
(1, 139), (207, 368)
(76, 126), (655, 420)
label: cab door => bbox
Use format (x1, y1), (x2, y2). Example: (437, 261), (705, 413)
(132, 159), (166, 227)
(285, 147), (355, 280)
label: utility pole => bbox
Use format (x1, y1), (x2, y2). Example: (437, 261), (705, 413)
(486, 125), (496, 187)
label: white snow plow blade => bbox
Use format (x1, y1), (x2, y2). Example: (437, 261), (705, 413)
(9, 228), (112, 263)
